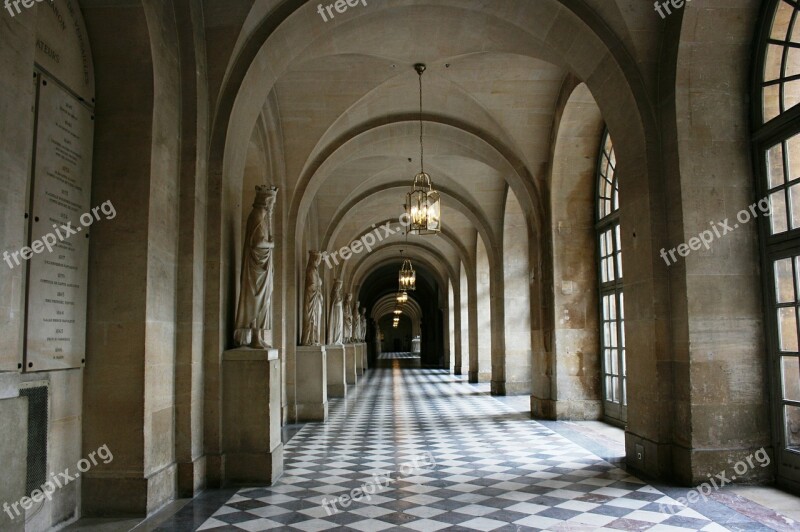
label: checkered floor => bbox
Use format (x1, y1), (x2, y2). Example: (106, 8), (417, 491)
(195, 369), (732, 531)
(378, 352), (421, 360)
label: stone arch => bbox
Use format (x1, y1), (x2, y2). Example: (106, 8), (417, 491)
(458, 262), (470, 377)
(372, 295), (424, 338)
(501, 188), (533, 395)
(533, 78), (603, 420)
(475, 237), (492, 383)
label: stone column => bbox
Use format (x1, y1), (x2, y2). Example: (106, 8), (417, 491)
(296, 346), (327, 421)
(326, 345), (347, 398)
(345, 344), (358, 385)
(222, 348), (283, 485)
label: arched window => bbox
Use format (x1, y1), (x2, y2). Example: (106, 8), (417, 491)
(755, 0), (800, 491)
(596, 131), (626, 425)
(760, 0), (800, 124)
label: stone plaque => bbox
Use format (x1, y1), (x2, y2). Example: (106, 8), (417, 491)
(25, 74), (93, 371)
(34, 0), (95, 104)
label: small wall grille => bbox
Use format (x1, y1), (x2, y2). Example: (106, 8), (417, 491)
(20, 385), (48, 496)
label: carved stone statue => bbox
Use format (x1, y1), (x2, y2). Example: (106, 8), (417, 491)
(301, 251), (325, 346)
(343, 293), (353, 342)
(327, 279), (344, 345)
(234, 186), (278, 349)
(360, 308), (368, 342)
(353, 300), (362, 343)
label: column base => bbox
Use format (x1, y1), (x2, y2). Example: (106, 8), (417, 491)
(468, 371), (478, 383)
(83, 464), (176, 517)
(223, 443), (284, 486)
(491, 380), (506, 396)
(530, 396), (602, 421)
(177, 455), (207, 497)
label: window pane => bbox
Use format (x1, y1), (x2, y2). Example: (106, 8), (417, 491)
(621, 347), (626, 376)
(787, 47), (800, 78)
(782, 356), (800, 401)
(779, 307), (799, 352)
(772, 191), (789, 234)
(784, 79), (800, 112)
(787, 133), (800, 181)
(791, 184), (800, 229)
(786, 405), (800, 450)
(771, 1), (794, 41)
(765, 84), (781, 122)
(776, 258), (795, 304)
(766, 44), (784, 81)
(622, 378), (627, 406)
(768, 143), (785, 189)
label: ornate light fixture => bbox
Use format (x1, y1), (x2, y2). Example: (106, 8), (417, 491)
(399, 252), (416, 292)
(396, 290), (409, 304)
(406, 63), (441, 235)
(394, 308), (403, 316)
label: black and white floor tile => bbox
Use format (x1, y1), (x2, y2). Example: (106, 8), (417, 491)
(161, 368), (791, 531)
(378, 352), (421, 360)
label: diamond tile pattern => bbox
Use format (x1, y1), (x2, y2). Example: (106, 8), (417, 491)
(197, 369), (724, 531)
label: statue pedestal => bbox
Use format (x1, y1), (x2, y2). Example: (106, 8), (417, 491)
(296, 346), (328, 421)
(345, 344), (358, 385)
(359, 342), (369, 373)
(355, 343), (365, 376)
(221, 348), (282, 485)
(326, 345), (347, 398)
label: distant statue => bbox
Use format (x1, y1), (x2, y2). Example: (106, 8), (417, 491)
(301, 251), (324, 346)
(343, 293), (353, 342)
(353, 300), (362, 342)
(327, 280), (344, 345)
(360, 308), (368, 342)
(234, 186), (278, 349)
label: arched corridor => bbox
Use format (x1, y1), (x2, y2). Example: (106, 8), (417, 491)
(158, 369), (792, 531)
(1, 0), (800, 531)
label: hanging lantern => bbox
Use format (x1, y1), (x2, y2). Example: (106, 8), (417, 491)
(396, 291), (409, 304)
(399, 259), (416, 291)
(394, 308), (403, 316)
(406, 63), (442, 236)
(407, 173), (441, 235)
